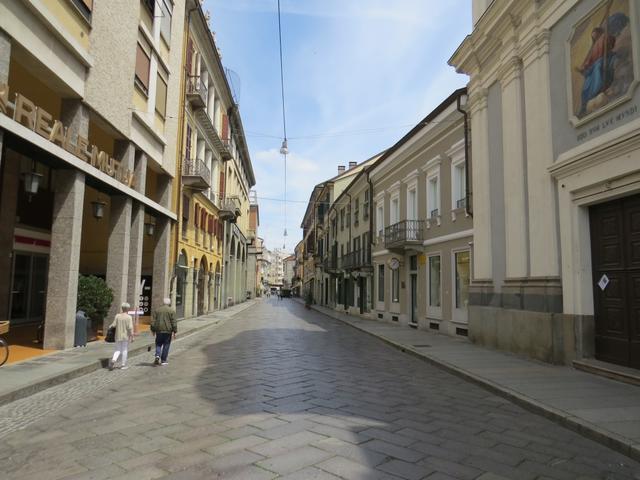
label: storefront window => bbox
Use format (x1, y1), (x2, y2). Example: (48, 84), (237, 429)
(455, 251), (470, 309)
(429, 255), (441, 307)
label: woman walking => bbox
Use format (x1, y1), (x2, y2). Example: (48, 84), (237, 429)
(108, 303), (134, 370)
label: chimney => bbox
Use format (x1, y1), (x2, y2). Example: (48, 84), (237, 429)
(338, 165), (345, 174)
(349, 161), (357, 170)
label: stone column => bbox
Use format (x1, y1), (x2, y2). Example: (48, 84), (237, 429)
(468, 87), (491, 280)
(133, 151), (147, 194)
(0, 29), (10, 173)
(183, 266), (194, 317)
(523, 31), (560, 279)
(202, 273), (209, 313)
(193, 268), (199, 316)
(499, 56), (529, 280)
(105, 196), (132, 330)
(43, 171), (85, 350)
(156, 173), (172, 209)
(60, 99), (90, 141)
(127, 202), (144, 313)
(152, 217), (171, 311)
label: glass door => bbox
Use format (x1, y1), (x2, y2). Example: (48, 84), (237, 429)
(10, 253), (49, 325)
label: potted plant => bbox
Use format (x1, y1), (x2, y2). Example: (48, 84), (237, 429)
(304, 289), (313, 309)
(77, 275), (114, 341)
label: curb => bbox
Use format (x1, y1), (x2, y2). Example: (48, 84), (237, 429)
(303, 302), (640, 463)
(0, 301), (257, 407)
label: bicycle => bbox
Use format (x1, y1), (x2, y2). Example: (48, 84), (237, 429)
(0, 321), (9, 367)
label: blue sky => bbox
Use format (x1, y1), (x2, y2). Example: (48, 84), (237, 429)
(204, 0), (471, 252)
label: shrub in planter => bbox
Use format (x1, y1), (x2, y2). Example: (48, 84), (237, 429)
(77, 275), (113, 338)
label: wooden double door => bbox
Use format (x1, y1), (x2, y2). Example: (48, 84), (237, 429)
(590, 194), (640, 369)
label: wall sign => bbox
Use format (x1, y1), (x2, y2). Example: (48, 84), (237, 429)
(0, 83), (135, 188)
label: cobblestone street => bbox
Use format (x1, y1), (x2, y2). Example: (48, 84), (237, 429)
(1, 300), (639, 480)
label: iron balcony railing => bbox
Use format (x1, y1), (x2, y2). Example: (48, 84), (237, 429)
(341, 248), (371, 270)
(181, 157), (211, 190)
(219, 196), (242, 221)
(384, 220), (424, 249)
(430, 208), (440, 218)
(323, 256), (338, 272)
(186, 75), (207, 108)
(456, 198), (466, 209)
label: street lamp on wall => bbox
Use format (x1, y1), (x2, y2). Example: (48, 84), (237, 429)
(21, 170), (43, 201)
(144, 222), (155, 236)
(91, 196), (106, 220)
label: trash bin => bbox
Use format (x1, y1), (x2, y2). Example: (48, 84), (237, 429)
(74, 310), (88, 347)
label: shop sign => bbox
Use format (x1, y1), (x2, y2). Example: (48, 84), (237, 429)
(0, 83), (135, 188)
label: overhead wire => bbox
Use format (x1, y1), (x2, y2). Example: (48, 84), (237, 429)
(277, 0), (288, 249)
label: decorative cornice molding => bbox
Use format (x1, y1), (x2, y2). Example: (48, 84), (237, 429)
(402, 169), (420, 184)
(422, 154), (443, 174)
(497, 55), (523, 85)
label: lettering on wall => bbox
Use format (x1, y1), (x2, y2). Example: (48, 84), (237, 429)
(0, 83), (135, 188)
(576, 103), (638, 141)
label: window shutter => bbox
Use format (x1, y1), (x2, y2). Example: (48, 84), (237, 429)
(219, 171), (226, 199)
(135, 44), (151, 91)
(186, 37), (193, 76)
(221, 114), (229, 143)
(185, 124), (192, 160)
(194, 204), (199, 228)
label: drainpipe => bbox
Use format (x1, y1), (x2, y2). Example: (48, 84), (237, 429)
(367, 169), (374, 312)
(457, 92), (472, 218)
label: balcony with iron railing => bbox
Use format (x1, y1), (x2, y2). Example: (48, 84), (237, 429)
(186, 75), (207, 109)
(384, 220), (425, 250)
(181, 157), (211, 190)
(341, 248), (372, 270)
(323, 255), (338, 272)
(219, 195), (242, 222)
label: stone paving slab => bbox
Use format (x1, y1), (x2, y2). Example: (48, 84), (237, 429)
(0, 301), (257, 407)
(0, 299), (639, 479)
(305, 301), (640, 462)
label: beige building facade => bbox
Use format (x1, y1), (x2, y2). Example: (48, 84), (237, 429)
(451, 0), (640, 367)
(0, 0), (183, 349)
(370, 89), (472, 335)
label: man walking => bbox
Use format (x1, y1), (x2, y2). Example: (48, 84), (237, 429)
(151, 298), (177, 366)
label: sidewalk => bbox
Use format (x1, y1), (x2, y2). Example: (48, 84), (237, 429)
(0, 300), (258, 407)
(303, 301), (640, 462)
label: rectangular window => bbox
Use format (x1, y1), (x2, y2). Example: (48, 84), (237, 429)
(346, 205), (351, 228)
(135, 42), (151, 93)
(407, 188), (417, 220)
(363, 190), (370, 219)
(428, 176), (439, 218)
(377, 265), (384, 302)
(354, 198), (359, 225)
(340, 208), (345, 231)
(376, 204), (384, 236)
(155, 73), (168, 119)
(72, 0), (93, 21)
(142, 0), (155, 16)
(392, 268), (400, 303)
(181, 195), (190, 238)
(453, 163), (466, 209)
(159, 0), (172, 43)
(429, 255), (441, 307)
(390, 196), (399, 224)
(455, 251), (470, 308)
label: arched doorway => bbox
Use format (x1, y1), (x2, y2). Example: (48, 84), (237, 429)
(175, 250), (188, 318)
(197, 256), (207, 316)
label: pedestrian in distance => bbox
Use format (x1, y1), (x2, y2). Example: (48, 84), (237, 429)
(151, 297), (177, 366)
(108, 303), (134, 371)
